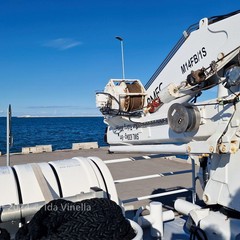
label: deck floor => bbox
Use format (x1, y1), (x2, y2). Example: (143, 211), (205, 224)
(0, 147), (203, 239)
(0, 147), (202, 209)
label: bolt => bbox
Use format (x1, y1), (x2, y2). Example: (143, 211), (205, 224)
(209, 146), (214, 153)
(203, 194), (209, 203)
(220, 144), (227, 153)
(217, 52), (224, 61)
(230, 146), (237, 154)
(178, 118), (182, 124)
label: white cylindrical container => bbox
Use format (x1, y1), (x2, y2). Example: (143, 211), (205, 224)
(0, 166), (19, 206)
(0, 157), (119, 218)
(0, 157), (119, 238)
(13, 162), (60, 204)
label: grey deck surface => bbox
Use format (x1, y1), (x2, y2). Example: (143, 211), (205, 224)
(0, 147), (202, 209)
(0, 147), (202, 239)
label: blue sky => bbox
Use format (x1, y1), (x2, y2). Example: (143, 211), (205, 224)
(0, 0), (239, 117)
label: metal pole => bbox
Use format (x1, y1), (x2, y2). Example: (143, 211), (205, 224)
(6, 105), (10, 166)
(191, 156), (196, 204)
(6, 104), (12, 166)
(115, 36), (125, 79)
(122, 188), (190, 204)
(114, 169), (192, 184)
(110, 144), (188, 154)
(6, 111), (9, 166)
(0, 191), (104, 222)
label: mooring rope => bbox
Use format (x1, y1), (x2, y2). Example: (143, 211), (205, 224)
(0, 228), (10, 240)
(14, 198), (135, 240)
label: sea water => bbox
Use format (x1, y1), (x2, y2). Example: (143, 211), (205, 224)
(0, 117), (107, 154)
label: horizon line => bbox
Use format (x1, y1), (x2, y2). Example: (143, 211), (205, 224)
(0, 115), (103, 118)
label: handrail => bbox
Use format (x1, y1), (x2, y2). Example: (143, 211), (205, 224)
(105, 155), (197, 204)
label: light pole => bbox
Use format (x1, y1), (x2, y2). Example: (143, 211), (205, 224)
(115, 36), (125, 79)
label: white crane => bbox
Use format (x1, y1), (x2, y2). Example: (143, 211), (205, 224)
(96, 10), (240, 239)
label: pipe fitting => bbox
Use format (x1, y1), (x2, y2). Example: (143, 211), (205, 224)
(135, 201), (174, 238)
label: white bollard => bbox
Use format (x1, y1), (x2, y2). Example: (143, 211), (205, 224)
(135, 201), (175, 238)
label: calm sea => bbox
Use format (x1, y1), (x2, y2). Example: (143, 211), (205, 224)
(0, 117), (107, 154)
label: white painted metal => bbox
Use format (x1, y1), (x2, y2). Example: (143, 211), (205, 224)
(146, 13), (240, 101)
(0, 166), (19, 206)
(104, 157), (134, 164)
(129, 220), (143, 240)
(198, 210), (240, 239)
(122, 188), (190, 204)
(13, 162), (59, 204)
(0, 191), (104, 223)
(104, 98), (235, 147)
(96, 12), (240, 148)
(110, 144), (188, 154)
(174, 199), (201, 215)
(87, 156), (119, 204)
(114, 169), (192, 184)
(135, 202), (174, 238)
(6, 105), (11, 166)
(158, 83), (179, 103)
(203, 152), (240, 212)
(104, 155), (153, 164)
(49, 158), (96, 198)
(0, 157), (118, 208)
(0, 157), (120, 237)
(96, 10), (240, 238)
(97, 79), (146, 111)
(31, 163), (55, 202)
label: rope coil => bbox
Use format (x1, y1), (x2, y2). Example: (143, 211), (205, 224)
(15, 198), (136, 240)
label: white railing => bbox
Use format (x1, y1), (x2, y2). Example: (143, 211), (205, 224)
(105, 156), (197, 205)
